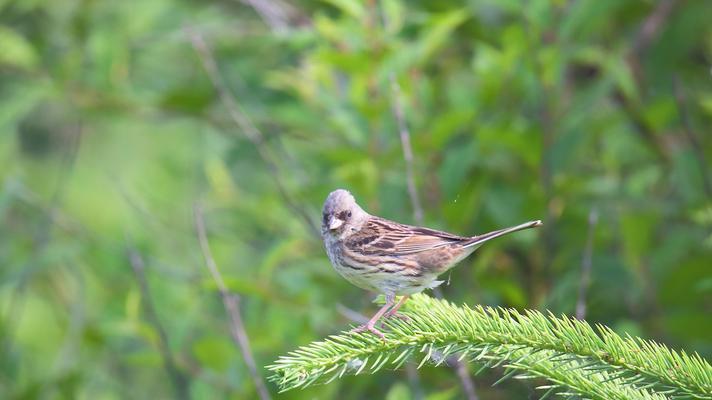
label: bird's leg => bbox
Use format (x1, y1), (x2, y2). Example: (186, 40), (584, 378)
(383, 295), (410, 321)
(351, 293), (395, 339)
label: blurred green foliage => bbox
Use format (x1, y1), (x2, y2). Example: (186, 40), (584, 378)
(1, 0), (710, 398)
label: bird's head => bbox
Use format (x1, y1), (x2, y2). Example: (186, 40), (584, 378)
(322, 189), (368, 237)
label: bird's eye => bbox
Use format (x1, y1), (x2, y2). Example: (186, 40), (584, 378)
(347, 211), (352, 218)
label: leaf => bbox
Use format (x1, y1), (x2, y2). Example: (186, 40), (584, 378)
(321, 0), (365, 20)
(192, 336), (235, 372)
(379, 9), (469, 81)
(385, 382), (411, 400)
(0, 26), (38, 70)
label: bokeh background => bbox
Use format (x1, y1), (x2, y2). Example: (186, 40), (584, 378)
(1, 0), (711, 398)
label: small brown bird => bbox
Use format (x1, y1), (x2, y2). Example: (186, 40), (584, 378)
(321, 189), (542, 338)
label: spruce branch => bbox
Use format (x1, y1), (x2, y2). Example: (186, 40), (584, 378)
(267, 294), (712, 399)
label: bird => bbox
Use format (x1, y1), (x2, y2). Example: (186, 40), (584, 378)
(321, 188), (542, 338)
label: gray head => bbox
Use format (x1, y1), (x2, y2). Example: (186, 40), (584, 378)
(322, 189), (369, 236)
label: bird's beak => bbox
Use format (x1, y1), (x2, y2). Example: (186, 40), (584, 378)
(328, 216), (344, 230)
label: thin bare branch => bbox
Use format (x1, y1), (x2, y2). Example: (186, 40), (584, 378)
(404, 363), (425, 400)
(186, 27), (319, 238)
(6, 180), (83, 233)
(239, 0), (298, 34)
(378, 5), (479, 398)
(615, 96), (671, 164)
(619, 0), (678, 164)
(451, 360), (479, 400)
(576, 208), (599, 320)
(1, 123), (83, 371)
(193, 203), (271, 400)
(126, 244), (191, 400)
(630, 0), (678, 91)
(388, 70), (479, 400)
(389, 73), (478, 400)
(336, 303), (369, 325)
(390, 76), (424, 225)
(426, 290), (479, 400)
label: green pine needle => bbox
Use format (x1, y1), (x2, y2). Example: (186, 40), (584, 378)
(267, 294), (712, 399)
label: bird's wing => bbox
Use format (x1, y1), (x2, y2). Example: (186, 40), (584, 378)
(345, 217), (467, 255)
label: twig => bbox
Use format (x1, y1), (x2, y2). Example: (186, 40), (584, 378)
(390, 76), (424, 225)
(619, 0), (678, 164)
(616, 96), (671, 164)
(673, 76), (712, 198)
(112, 176), (201, 282)
(635, 0), (677, 49)
(451, 360), (479, 400)
(383, 5), (477, 398)
(126, 245), (191, 400)
(1, 122), (82, 370)
(240, 0), (296, 34)
(389, 76), (478, 400)
(193, 203), (271, 400)
(629, 0), (678, 91)
(6, 180), (83, 233)
(186, 27), (319, 238)
(576, 208), (599, 320)
(336, 303), (369, 324)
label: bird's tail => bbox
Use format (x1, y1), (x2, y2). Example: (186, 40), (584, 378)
(463, 220), (543, 248)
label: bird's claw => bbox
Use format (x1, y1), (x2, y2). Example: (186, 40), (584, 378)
(351, 324), (386, 340)
(384, 311), (410, 321)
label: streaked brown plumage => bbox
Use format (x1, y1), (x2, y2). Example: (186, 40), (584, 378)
(322, 189), (542, 338)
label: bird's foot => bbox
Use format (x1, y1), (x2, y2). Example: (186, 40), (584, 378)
(384, 311), (410, 322)
(351, 323), (386, 340)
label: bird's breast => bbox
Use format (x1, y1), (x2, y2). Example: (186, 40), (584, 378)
(323, 235), (343, 265)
